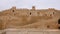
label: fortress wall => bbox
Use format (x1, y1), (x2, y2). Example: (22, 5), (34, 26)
(0, 6), (55, 17)
(0, 6), (59, 29)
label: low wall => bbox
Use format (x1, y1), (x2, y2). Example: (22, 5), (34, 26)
(0, 29), (60, 34)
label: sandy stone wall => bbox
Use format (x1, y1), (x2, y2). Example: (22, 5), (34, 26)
(0, 6), (60, 30)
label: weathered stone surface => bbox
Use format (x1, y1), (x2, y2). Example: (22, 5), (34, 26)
(0, 6), (60, 29)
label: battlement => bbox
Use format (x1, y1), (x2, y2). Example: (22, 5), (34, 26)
(4, 6), (55, 17)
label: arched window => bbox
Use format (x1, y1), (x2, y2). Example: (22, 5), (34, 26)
(12, 10), (14, 12)
(58, 19), (60, 24)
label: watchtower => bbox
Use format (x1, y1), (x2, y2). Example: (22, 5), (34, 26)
(32, 6), (35, 10)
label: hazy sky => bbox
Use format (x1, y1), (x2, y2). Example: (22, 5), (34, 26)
(0, 0), (60, 10)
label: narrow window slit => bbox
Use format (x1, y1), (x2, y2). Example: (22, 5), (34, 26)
(47, 25), (50, 28)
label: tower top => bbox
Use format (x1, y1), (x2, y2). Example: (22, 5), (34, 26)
(11, 6), (16, 10)
(32, 6), (35, 10)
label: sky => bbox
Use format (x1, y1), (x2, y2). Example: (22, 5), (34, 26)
(0, 0), (60, 10)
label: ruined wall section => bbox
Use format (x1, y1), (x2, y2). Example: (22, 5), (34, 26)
(0, 6), (58, 29)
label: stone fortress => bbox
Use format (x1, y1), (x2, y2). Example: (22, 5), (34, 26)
(0, 6), (60, 30)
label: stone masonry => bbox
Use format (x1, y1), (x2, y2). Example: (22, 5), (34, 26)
(0, 6), (60, 30)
